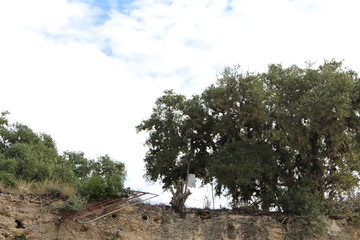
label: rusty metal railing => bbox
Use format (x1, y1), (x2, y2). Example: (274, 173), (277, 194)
(50, 191), (158, 223)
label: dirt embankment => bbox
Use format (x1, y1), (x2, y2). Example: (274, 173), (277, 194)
(0, 192), (359, 240)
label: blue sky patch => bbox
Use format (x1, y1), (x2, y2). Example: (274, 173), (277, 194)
(69, 0), (137, 25)
(101, 45), (114, 57)
(225, 0), (234, 12)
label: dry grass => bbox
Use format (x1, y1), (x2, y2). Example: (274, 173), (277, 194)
(14, 180), (32, 194)
(0, 179), (76, 198)
(0, 181), (8, 193)
(30, 179), (76, 198)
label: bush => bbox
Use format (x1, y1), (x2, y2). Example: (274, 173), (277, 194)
(78, 175), (107, 202)
(78, 155), (126, 202)
(56, 195), (87, 212)
(289, 215), (326, 240)
(49, 164), (78, 184)
(104, 174), (125, 197)
(1, 113), (127, 202)
(78, 174), (126, 202)
(0, 171), (16, 188)
(278, 186), (323, 216)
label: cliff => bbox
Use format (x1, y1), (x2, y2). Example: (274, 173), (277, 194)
(0, 192), (359, 240)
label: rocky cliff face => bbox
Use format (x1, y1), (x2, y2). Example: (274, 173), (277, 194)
(0, 192), (359, 240)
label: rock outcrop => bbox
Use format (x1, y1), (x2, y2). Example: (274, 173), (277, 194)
(0, 192), (359, 240)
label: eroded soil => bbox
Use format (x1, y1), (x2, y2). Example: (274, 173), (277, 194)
(0, 192), (359, 240)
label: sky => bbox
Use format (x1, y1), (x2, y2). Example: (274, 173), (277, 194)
(1, 0), (360, 208)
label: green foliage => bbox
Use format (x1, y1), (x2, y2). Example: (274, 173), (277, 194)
(56, 195), (87, 212)
(209, 141), (278, 208)
(0, 111), (127, 203)
(50, 164), (78, 184)
(346, 193), (360, 226)
(79, 175), (107, 201)
(136, 90), (215, 189)
(60, 151), (92, 180)
(0, 171), (16, 188)
(78, 156), (126, 202)
(138, 60), (360, 216)
(0, 118), (61, 182)
(278, 185), (322, 216)
(289, 215), (326, 240)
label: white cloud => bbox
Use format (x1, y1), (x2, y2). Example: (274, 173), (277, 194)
(1, 0), (360, 208)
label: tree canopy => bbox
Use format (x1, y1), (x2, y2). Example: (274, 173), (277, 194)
(0, 111), (126, 201)
(137, 60), (360, 214)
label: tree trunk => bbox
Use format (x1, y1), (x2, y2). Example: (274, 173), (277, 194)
(169, 179), (191, 218)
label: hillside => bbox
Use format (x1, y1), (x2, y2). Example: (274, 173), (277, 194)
(0, 192), (359, 240)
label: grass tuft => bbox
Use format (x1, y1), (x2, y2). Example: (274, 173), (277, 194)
(30, 179), (76, 198)
(0, 179), (76, 198)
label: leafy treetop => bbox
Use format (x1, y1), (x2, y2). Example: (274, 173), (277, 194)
(137, 60), (360, 214)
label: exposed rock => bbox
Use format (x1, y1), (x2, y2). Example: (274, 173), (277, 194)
(0, 192), (359, 240)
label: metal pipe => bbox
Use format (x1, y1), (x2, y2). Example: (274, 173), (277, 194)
(76, 193), (159, 224)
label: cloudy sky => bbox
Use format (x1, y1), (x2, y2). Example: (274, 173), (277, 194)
(1, 0), (359, 208)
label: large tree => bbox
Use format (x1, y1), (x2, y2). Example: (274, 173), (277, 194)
(137, 61), (360, 214)
(264, 61), (360, 213)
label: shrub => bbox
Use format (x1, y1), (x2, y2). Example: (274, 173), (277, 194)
(77, 155), (126, 202)
(288, 215), (326, 240)
(0, 171), (17, 188)
(56, 195), (87, 212)
(0, 112), (128, 202)
(78, 175), (107, 202)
